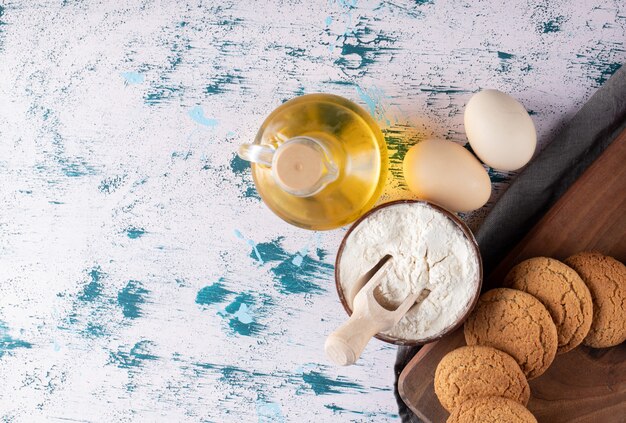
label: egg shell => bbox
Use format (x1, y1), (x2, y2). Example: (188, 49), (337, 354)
(402, 139), (491, 213)
(464, 89), (537, 171)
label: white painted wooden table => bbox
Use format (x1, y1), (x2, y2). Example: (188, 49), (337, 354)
(0, 1), (624, 421)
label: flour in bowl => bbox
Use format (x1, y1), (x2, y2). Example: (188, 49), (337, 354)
(338, 202), (480, 341)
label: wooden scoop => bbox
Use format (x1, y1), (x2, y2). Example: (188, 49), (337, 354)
(325, 255), (421, 366)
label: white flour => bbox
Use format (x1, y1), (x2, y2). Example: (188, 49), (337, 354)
(338, 202), (479, 340)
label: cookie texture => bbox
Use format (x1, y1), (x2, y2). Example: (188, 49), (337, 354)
(464, 288), (558, 379)
(434, 345), (530, 412)
(564, 252), (626, 348)
(447, 396), (537, 423)
(504, 257), (593, 353)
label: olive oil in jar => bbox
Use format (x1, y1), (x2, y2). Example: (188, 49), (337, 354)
(238, 93), (388, 230)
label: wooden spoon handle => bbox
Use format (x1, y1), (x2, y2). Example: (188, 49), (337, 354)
(325, 311), (387, 366)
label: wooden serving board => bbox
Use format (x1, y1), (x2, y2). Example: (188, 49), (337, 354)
(398, 128), (626, 423)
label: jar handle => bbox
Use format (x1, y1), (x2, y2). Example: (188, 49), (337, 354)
(238, 144), (275, 167)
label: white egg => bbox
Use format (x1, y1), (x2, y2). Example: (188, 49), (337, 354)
(464, 89), (537, 171)
(403, 139), (491, 212)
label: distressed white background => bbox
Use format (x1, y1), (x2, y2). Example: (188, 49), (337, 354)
(0, 0), (624, 421)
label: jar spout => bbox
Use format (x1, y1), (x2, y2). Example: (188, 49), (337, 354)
(237, 144), (275, 167)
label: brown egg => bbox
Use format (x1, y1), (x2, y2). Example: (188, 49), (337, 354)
(402, 139), (491, 212)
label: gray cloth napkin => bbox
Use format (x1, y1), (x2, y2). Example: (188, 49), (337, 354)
(395, 64), (626, 422)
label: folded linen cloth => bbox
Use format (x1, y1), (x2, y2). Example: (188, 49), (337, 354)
(395, 64), (626, 422)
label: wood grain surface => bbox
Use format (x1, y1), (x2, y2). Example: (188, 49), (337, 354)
(399, 128), (626, 423)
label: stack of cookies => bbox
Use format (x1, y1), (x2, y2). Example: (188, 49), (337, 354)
(434, 251), (626, 422)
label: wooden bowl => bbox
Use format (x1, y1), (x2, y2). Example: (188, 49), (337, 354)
(334, 199), (483, 346)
